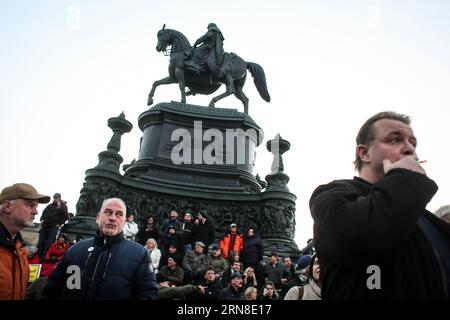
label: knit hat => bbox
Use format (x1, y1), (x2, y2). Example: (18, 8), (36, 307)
(296, 255), (312, 270)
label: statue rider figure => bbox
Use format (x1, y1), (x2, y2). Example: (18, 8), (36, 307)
(186, 23), (226, 78)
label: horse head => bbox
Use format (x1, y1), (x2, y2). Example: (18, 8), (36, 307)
(156, 26), (170, 52)
(156, 27), (191, 53)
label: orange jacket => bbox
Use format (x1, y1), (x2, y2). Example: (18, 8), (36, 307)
(0, 227), (29, 300)
(220, 233), (244, 259)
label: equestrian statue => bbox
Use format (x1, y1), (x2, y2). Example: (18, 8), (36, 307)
(147, 24), (271, 114)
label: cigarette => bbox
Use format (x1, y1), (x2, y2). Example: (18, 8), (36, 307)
(419, 160), (427, 164)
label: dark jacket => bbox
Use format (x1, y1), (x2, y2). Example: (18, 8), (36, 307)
(193, 219), (215, 248)
(180, 220), (195, 246)
(42, 232), (157, 300)
(160, 218), (183, 249)
(158, 265), (185, 287)
(136, 223), (160, 245)
(217, 286), (244, 300)
(241, 235), (263, 266)
(196, 278), (223, 301)
(41, 202), (68, 228)
(262, 262), (290, 290)
(310, 169), (450, 300)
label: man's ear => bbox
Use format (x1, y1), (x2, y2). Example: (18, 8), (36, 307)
(356, 144), (370, 164)
(2, 200), (12, 213)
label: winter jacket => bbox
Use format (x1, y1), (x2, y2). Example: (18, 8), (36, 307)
(136, 224), (160, 245)
(217, 286), (244, 300)
(158, 265), (184, 286)
(0, 223), (29, 300)
(158, 284), (202, 300)
(207, 254), (229, 276)
(146, 247), (161, 272)
(310, 169), (450, 299)
(220, 233), (244, 259)
(284, 278), (321, 300)
(123, 221), (139, 240)
(262, 262), (290, 290)
(40, 241), (70, 277)
(42, 232), (157, 300)
(160, 218), (183, 249)
(41, 202), (68, 228)
(241, 235), (263, 266)
(182, 250), (207, 274)
(180, 220), (195, 245)
(193, 220), (215, 248)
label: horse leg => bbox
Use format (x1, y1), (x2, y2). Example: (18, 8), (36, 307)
(234, 85), (249, 114)
(209, 75), (235, 108)
(175, 68), (186, 104)
(148, 76), (176, 106)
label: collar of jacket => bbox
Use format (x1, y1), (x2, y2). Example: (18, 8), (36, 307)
(0, 221), (25, 248)
(94, 231), (124, 248)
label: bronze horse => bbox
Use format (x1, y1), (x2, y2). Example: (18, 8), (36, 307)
(147, 25), (270, 114)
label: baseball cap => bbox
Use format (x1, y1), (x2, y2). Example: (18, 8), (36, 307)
(53, 193), (62, 199)
(230, 223), (237, 228)
(0, 183), (50, 204)
(195, 241), (206, 248)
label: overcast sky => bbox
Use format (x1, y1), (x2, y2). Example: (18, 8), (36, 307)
(1, 0), (449, 247)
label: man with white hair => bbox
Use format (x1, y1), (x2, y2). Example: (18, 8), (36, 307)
(43, 198), (157, 300)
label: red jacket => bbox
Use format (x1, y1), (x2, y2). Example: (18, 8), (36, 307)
(220, 233), (244, 259)
(40, 241), (69, 277)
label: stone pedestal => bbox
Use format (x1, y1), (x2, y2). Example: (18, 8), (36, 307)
(63, 103), (300, 257)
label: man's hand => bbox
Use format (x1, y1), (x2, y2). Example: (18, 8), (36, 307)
(197, 285), (206, 294)
(383, 156), (426, 175)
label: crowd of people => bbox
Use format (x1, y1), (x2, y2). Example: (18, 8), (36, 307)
(1, 111), (449, 300)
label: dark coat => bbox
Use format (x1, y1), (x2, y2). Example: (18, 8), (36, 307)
(41, 202), (68, 228)
(160, 218), (183, 249)
(217, 286), (244, 300)
(196, 278), (223, 301)
(193, 219), (215, 247)
(241, 235), (263, 266)
(136, 223), (160, 245)
(42, 232), (157, 300)
(262, 262), (290, 290)
(180, 220), (195, 246)
(310, 169), (450, 299)
(158, 265), (185, 287)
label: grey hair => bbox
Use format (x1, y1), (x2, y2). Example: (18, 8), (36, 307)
(0, 199), (16, 212)
(99, 198), (127, 215)
(146, 238), (158, 248)
(435, 205), (450, 218)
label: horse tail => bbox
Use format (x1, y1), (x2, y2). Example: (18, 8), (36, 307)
(246, 62), (271, 102)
